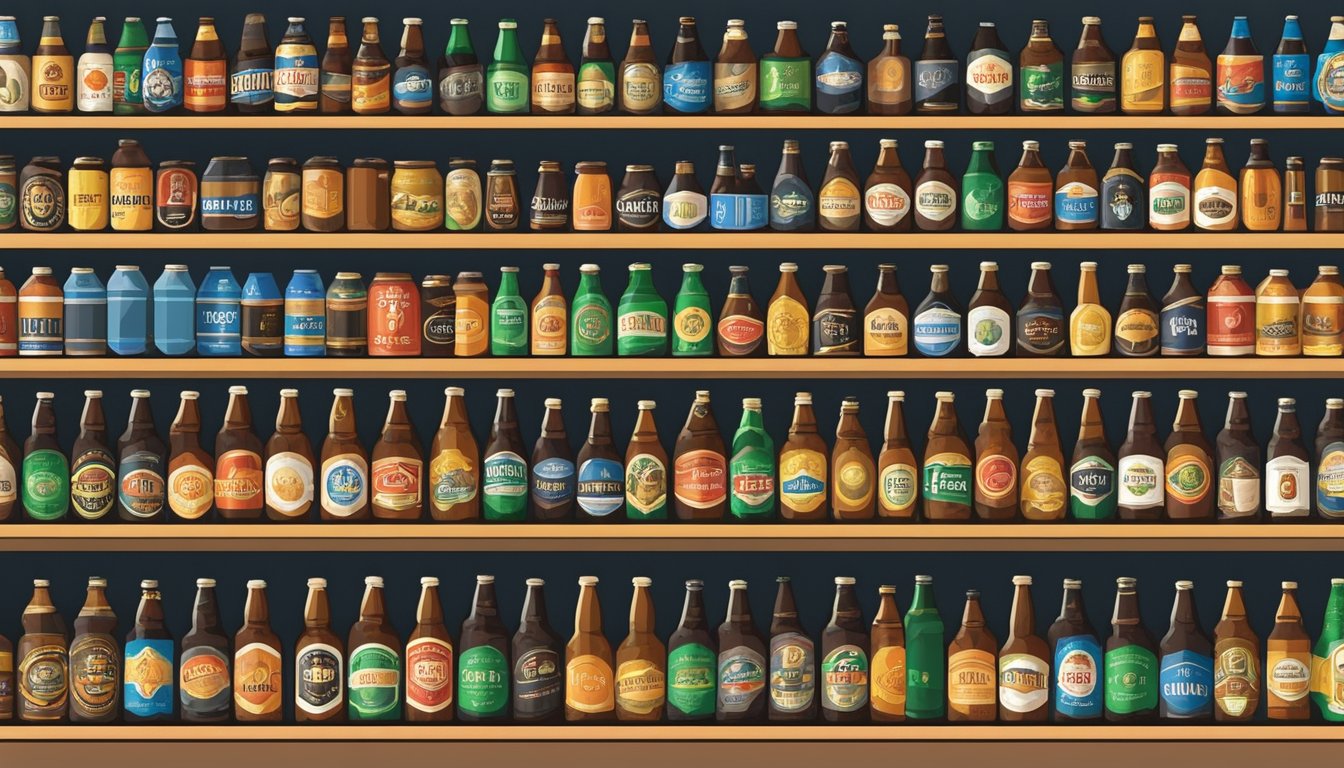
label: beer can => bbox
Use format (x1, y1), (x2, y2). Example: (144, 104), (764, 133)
(285, 269), (326, 356)
(262, 157), (301, 231)
(18, 267), (63, 356)
(200, 156), (260, 231)
(0, 267), (16, 356)
(347, 158), (390, 231)
(197, 266), (242, 356)
(152, 264), (195, 355)
(368, 272), (420, 356)
(444, 158), (481, 231)
(241, 272), (283, 357)
(301, 156), (344, 232)
(420, 274), (455, 357)
(326, 271), (367, 357)
(67, 157), (109, 231)
(390, 160), (442, 231)
(62, 268), (107, 356)
(106, 265), (149, 356)
(155, 160), (198, 231)
(21, 157), (66, 232)
(0, 154), (16, 230)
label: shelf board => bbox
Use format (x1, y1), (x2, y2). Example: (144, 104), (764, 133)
(3, 358), (1341, 380)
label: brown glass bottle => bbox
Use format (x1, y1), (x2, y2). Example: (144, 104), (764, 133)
(1021, 389), (1067, 521)
(68, 577), (118, 723)
(392, 18), (431, 116)
(672, 391), (726, 520)
(369, 390), (423, 520)
(565, 576), (614, 722)
(531, 19), (575, 115)
(967, 22), (1012, 116)
(623, 401), (667, 521)
(967, 262), (1013, 357)
(766, 576), (814, 721)
(664, 17), (709, 115)
(346, 576), (401, 721)
(264, 388), (314, 521)
(1267, 397), (1311, 520)
(530, 398), (574, 521)
(429, 387), (479, 521)
(819, 142), (862, 231)
(0, 394), (17, 523)
(1017, 262), (1065, 357)
(459, 575), (509, 722)
(1072, 17), (1116, 113)
(180, 578), (230, 723)
(717, 267), (764, 357)
(512, 577), (561, 722)
(320, 17), (352, 113)
(232, 14), (273, 115)
(713, 19), (756, 114)
(168, 391), (214, 522)
(23, 392), (67, 522)
(1213, 581), (1260, 721)
(576, 18), (614, 115)
(1114, 265), (1159, 357)
(1171, 16), (1213, 116)
(819, 577), (870, 722)
(813, 265), (859, 355)
(232, 580), (282, 722)
(214, 386), (264, 520)
(863, 139), (913, 231)
(1019, 20), (1063, 112)
(915, 15), (959, 113)
(767, 263), (810, 356)
(667, 579), (715, 721)
(1165, 390), (1214, 520)
(914, 140), (958, 230)
(17, 579), (68, 721)
(1193, 138), (1238, 231)
(925, 391), (973, 520)
(1318, 398), (1344, 521)
(619, 20), (659, 115)
(1047, 578), (1101, 722)
(320, 388), (369, 521)
(831, 399), (874, 520)
(779, 392), (827, 521)
(295, 578), (344, 723)
(999, 576), (1049, 721)
(868, 25), (911, 115)
(974, 389), (1019, 521)
(948, 589), (998, 722)
(1117, 391), (1166, 521)
(576, 398), (624, 522)
(1216, 391), (1261, 522)
(1158, 580), (1212, 721)
(863, 265), (908, 356)
(1007, 140), (1052, 231)
(616, 577), (665, 721)
(1150, 144), (1192, 230)
(124, 579), (172, 722)
(117, 389), (166, 523)
(531, 263), (567, 356)
(351, 17), (390, 115)
(1284, 156), (1307, 230)
(1105, 577), (1157, 722)
(69, 390), (115, 522)
(1055, 141), (1098, 230)
(404, 577), (453, 722)
(1265, 581), (1311, 720)
(875, 392), (918, 519)
(870, 585), (906, 721)
(717, 580), (767, 722)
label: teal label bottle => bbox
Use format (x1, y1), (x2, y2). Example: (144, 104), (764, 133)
(672, 264), (712, 356)
(486, 19), (528, 113)
(730, 398), (775, 519)
(491, 266), (528, 355)
(570, 264), (613, 356)
(961, 141), (1004, 230)
(617, 263), (668, 357)
(904, 576), (945, 719)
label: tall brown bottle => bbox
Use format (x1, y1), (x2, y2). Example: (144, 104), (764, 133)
(667, 579), (716, 721)
(18, 579), (68, 721)
(511, 578), (562, 722)
(429, 386), (479, 521)
(295, 578), (344, 723)
(967, 262), (1013, 357)
(713, 19), (756, 113)
(233, 580), (282, 722)
(215, 386), (265, 520)
(576, 398), (625, 522)
(371, 390), (423, 520)
(566, 576), (615, 722)
(876, 392), (918, 519)
(576, 18), (614, 115)
(974, 389), (1018, 520)
(925, 391), (973, 520)
(351, 17), (390, 115)
(1017, 262), (1065, 357)
(1114, 265), (1159, 357)
(1267, 397), (1311, 520)
(616, 577), (665, 721)
(780, 392), (828, 521)
(1170, 16), (1213, 115)
(532, 19), (575, 115)
(821, 577), (870, 723)
(167, 391), (214, 522)
(320, 388), (369, 521)
(831, 398), (875, 520)
(1019, 20), (1063, 112)
(1215, 391), (1261, 522)
(69, 390), (115, 521)
(123, 579), (173, 722)
(406, 577), (454, 721)
(1047, 578), (1100, 722)
(1021, 389), (1067, 521)
(867, 26), (911, 115)
(913, 140), (958, 230)
(531, 264), (567, 356)
(347, 576), (401, 721)
(718, 266), (764, 357)
(1071, 389), (1118, 521)
(717, 580), (767, 722)
(1117, 391), (1166, 520)
(531, 398), (574, 521)
(460, 575), (509, 722)
(1055, 142), (1098, 230)
(319, 17), (353, 113)
(818, 142), (862, 232)
(766, 576), (814, 721)
(68, 577), (118, 723)
(864, 141), (913, 232)
(1265, 581), (1311, 720)
(1071, 16), (1116, 113)
(870, 585), (906, 721)
(1165, 390), (1214, 520)
(947, 590), (997, 722)
(864, 265), (908, 357)
(672, 391), (726, 520)
(1240, 139), (1281, 231)
(1213, 581), (1260, 721)
(180, 578), (231, 723)
(1007, 141), (1053, 231)
(999, 576), (1049, 721)
(766, 262), (810, 356)
(265, 388), (314, 521)
(0, 395), (19, 522)
(619, 20), (660, 115)
(625, 401), (667, 521)
(1105, 577), (1158, 722)
(117, 389), (166, 522)
(812, 265), (859, 355)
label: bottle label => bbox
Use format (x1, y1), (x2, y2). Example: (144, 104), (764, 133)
(1161, 296), (1204, 354)
(718, 645), (766, 712)
(1266, 650), (1311, 702)
(1017, 306), (1065, 355)
(1165, 446), (1211, 506)
(179, 644), (230, 714)
(1121, 50), (1164, 110)
(531, 71), (575, 110)
(766, 295), (810, 355)
(615, 658), (666, 714)
(914, 180), (956, 222)
(821, 644), (869, 712)
(870, 645), (906, 715)
(70, 451), (116, 520)
(273, 48), (319, 109)
(975, 453), (1017, 501)
(77, 55), (114, 112)
(532, 456), (575, 508)
(1266, 455), (1310, 517)
(572, 301), (612, 351)
(1007, 180), (1052, 225)
(1115, 308), (1159, 351)
(392, 64), (434, 109)
(1070, 456), (1116, 519)
(1150, 176), (1191, 226)
(768, 633), (815, 712)
(663, 60), (710, 112)
(864, 182), (910, 227)
(168, 462), (215, 519)
(351, 66), (390, 112)
(1055, 181), (1098, 224)
(1317, 442), (1344, 518)
(710, 192), (768, 231)
(760, 57), (810, 110)
(667, 642), (716, 717)
(1101, 171), (1144, 229)
(296, 643), (342, 715)
(566, 653), (614, 713)
(1193, 183), (1238, 228)
(864, 307), (907, 356)
(124, 639), (174, 717)
(914, 59), (958, 108)
(430, 448), (477, 510)
(999, 652), (1049, 713)
(625, 452), (667, 518)
(1216, 55), (1265, 112)
(1021, 61), (1063, 109)
(0, 55), (31, 112)
(20, 174), (65, 231)
(440, 65), (484, 112)
(1317, 51), (1344, 111)
(713, 61), (757, 111)
(1170, 63), (1213, 108)
(718, 313), (765, 354)
(673, 305), (712, 350)
(577, 457), (624, 517)
(966, 50), (1012, 103)
(1310, 641), (1344, 713)
(1159, 649), (1213, 718)
(483, 450), (528, 518)
(620, 62), (660, 112)
(321, 71), (352, 105)
(1214, 638), (1260, 716)
(779, 448), (826, 513)
(815, 52), (863, 98)
(1273, 53), (1310, 107)
(1256, 295), (1301, 356)
(321, 453), (367, 517)
(214, 448), (263, 511)
(912, 305), (962, 357)
(923, 452), (972, 506)
(265, 451), (314, 517)
(17, 642), (66, 714)
(673, 449), (727, 509)
(1217, 456), (1261, 518)
(1303, 295), (1344, 356)
(459, 644), (508, 716)
(769, 175), (814, 230)
(966, 305), (1010, 357)
(406, 637), (454, 713)
(1104, 644), (1157, 714)
(230, 67), (274, 105)
(233, 641), (283, 716)
(371, 456), (423, 512)
(1054, 635), (1102, 718)
(23, 448), (68, 520)
(879, 462), (917, 515)
(69, 634), (119, 717)
(813, 307), (857, 354)
(1117, 454), (1164, 507)
(513, 647), (562, 718)
(1070, 304), (1111, 355)
(348, 642), (400, 718)
(1021, 455), (1067, 517)
(618, 309), (668, 350)
(486, 69), (528, 113)
(1208, 294), (1255, 354)
(576, 61), (614, 111)
(962, 173), (1003, 225)
(833, 452), (873, 509)
(663, 189), (708, 230)
(948, 648), (996, 713)
(869, 54), (909, 105)
(729, 445), (775, 513)
(118, 450), (165, 519)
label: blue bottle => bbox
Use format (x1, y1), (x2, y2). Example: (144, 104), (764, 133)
(63, 268), (107, 356)
(107, 266), (149, 356)
(284, 270), (326, 356)
(197, 266), (241, 356)
(1315, 17), (1344, 112)
(1273, 16), (1311, 114)
(152, 264), (195, 356)
(142, 17), (183, 113)
(241, 272), (284, 356)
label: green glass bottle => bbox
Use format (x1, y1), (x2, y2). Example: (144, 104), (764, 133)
(960, 140), (1004, 231)
(490, 266), (528, 356)
(672, 263), (713, 356)
(571, 263), (613, 356)
(114, 16), (149, 114)
(729, 398), (775, 520)
(617, 263), (668, 357)
(486, 18), (529, 114)
(905, 574), (945, 720)
(1313, 577), (1344, 721)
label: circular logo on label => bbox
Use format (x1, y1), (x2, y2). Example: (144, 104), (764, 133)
(675, 306), (711, 344)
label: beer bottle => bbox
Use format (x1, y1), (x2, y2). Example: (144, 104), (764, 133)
(371, 390), (423, 520)
(914, 140), (958, 231)
(531, 19), (574, 115)
(862, 265), (908, 356)
(1193, 138), (1238, 231)
(512, 578), (560, 722)
(813, 265), (859, 355)
(1217, 17), (1265, 114)
(1208, 265), (1255, 356)
(1114, 265), (1159, 357)
(23, 392), (67, 522)
(729, 398), (775, 520)
(816, 21), (863, 115)
(863, 140), (913, 232)
(1285, 157), (1307, 230)
(265, 388), (315, 521)
(68, 577), (118, 723)
(832, 398), (875, 520)
(77, 17), (114, 113)
(1318, 157), (1344, 231)
(1165, 390), (1214, 520)
(349, 17), (390, 114)
(998, 576), (1049, 722)
(117, 389), (166, 523)
(233, 580), (282, 722)
(875, 392), (918, 519)
(625, 401), (668, 521)
(565, 576), (614, 722)
(1273, 17), (1310, 114)
(713, 19), (755, 114)
(1171, 15), (1213, 116)
(1016, 262), (1064, 357)
(179, 578), (230, 723)
(17, 579), (67, 722)
(1160, 265), (1205, 356)
(1312, 578), (1344, 721)
(616, 577), (665, 720)
(486, 20), (528, 114)
(1120, 16), (1165, 114)
(230, 13), (272, 112)
(1071, 16), (1116, 113)
(1304, 266), (1344, 356)
(295, 578), (344, 723)
(1048, 578), (1102, 721)
(530, 398), (574, 521)
(759, 21), (809, 114)
(961, 140), (1003, 231)
(869, 586), (906, 722)
(663, 161), (708, 231)
(1216, 392), (1261, 522)
(925, 391), (974, 520)
(1240, 139), (1282, 232)
(215, 386), (265, 520)
(820, 577), (869, 722)
(31, 16), (73, 113)
(738, 164), (768, 232)
(571, 264), (614, 356)
(124, 579), (173, 722)
(617, 263), (668, 357)
(459, 575), (509, 722)
(1007, 140), (1053, 231)
(1100, 142), (1145, 230)
(405, 577), (453, 722)
(947, 590), (997, 722)
(320, 388), (369, 521)
(779, 392), (828, 521)
(70, 391), (116, 522)
(347, 576), (401, 721)
(766, 263), (810, 356)
(274, 17), (319, 113)
(576, 398), (624, 521)
(167, 391), (214, 522)
(762, 576), (813, 722)
(319, 17), (352, 113)
(1266, 581), (1312, 720)
(109, 139), (154, 232)
(665, 17), (710, 115)
(439, 18), (483, 115)
(1021, 389), (1067, 521)
(618, 20), (659, 115)
(184, 17), (226, 113)
(1117, 391), (1166, 520)
(904, 575), (945, 720)
(673, 391), (727, 520)
(966, 22), (1012, 116)
(1157, 580), (1214, 721)
(1213, 581), (1261, 720)
(718, 267), (764, 357)
(913, 264), (963, 357)
(868, 25), (911, 115)
(1315, 18), (1344, 110)
(1055, 141), (1098, 230)
(1069, 262), (1112, 356)
(392, 18), (433, 115)
(967, 262), (1013, 357)
(576, 18), (615, 115)
(1266, 397), (1311, 520)
(1256, 269), (1301, 356)
(1019, 20), (1063, 112)
(974, 389), (1019, 521)
(0, 396), (18, 522)
(915, 15), (960, 113)
(1317, 399), (1344, 519)
(491, 266), (527, 357)
(1105, 577), (1157, 722)
(663, 579), (717, 722)
(717, 580), (767, 722)
(482, 389), (528, 522)
(672, 264), (713, 357)
(768, 140), (813, 231)
(1069, 389), (1117, 521)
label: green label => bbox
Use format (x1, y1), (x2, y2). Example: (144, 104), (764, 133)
(347, 642), (401, 720)
(821, 644), (870, 712)
(1070, 455), (1117, 520)
(625, 452), (668, 520)
(459, 644), (508, 716)
(23, 448), (69, 520)
(961, 175), (1004, 228)
(491, 297), (528, 356)
(576, 61), (615, 110)
(922, 458), (971, 506)
(667, 642), (716, 717)
(1021, 62), (1063, 109)
(571, 300), (612, 355)
(760, 58), (811, 110)
(1104, 644), (1157, 714)
(482, 450), (527, 521)
(486, 68), (528, 112)
(905, 620), (946, 719)
(729, 445), (775, 519)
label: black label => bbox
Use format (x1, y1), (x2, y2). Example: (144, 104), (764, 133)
(422, 304), (457, 347)
(1101, 175), (1145, 230)
(812, 308), (858, 354)
(242, 303), (283, 354)
(616, 190), (661, 229)
(297, 646), (342, 712)
(511, 647), (562, 718)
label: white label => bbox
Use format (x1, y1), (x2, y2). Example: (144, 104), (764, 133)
(967, 54), (1013, 95)
(76, 54), (114, 112)
(914, 180), (956, 221)
(1193, 185), (1238, 228)
(1265, 455), (1310, 517)
(966, 305), (1011, 357)
(663, 190), (708, 230)
(863, 182), (911, 226)
(0, 456), (16, 504)
(266, 451), (315, 516)
(1117, 454), (1165, 507)
(320, 454), (368, 517)
(1149, 181), (1190, 226)
(998, 653), (1050, 713)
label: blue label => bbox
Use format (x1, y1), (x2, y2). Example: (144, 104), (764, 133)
(197, 299), (241, 356)
(532, 457), (575, 506)
(201, 193), (259, 217)
(325, 463), (364, 506)
(0, 19), (19, 44)
(1100, 174), (1145, 230)
(1159, 649), (1213, 718)
(230, 67), (274, 105)
(142, 45), (183, 112)
(1274, 53), (1311, 107)
(1054, 184), (1098, 224)
(781, 473), (825, 496)
(1160, 299), (1204, 353)
(912, 305), (962, 357)
(577, 457), (624, 517)
(913, 61), (958, 102)
(816, 52), (862, 96)
(124, 638), (175, 717)
(769, 176), (815, 230)
(1317, 442), (1344, 516)
(663, 61), (710, 112)
(274, 52), (319, 104)
(1053, 634), (1103, 718)
(393, 65), (434, 104)
(285, 311), (325, 356)
(710, 193), (768, 231)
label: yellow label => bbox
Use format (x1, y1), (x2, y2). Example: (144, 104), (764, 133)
(948, 648), (997, 712)
(1256, 296), (1301, 356)
(864, 307), (907, 355)
(68, 168), (109, 230)
(1240, 169), (1282, 231)
(1266, 649), (1311, 703)
(1169, 63), (1212, 109)
(454, 296), (489, 356)
(615, 658), (666, 714)
(779, 448), (827, 513)
(109, 167), (154, 231)
(870, 645), (906, 715)
(1020, 455), (1067, 519)
(1304, 294), (1344, 356)
(674, 305), (712, 344)
(818, 177), (861, 224)
(168, 463), (215, 520)
(1121, 50), (1165, 111)
(1114, 308), (1158, 346)
(31, 54), (74, 111)
(1069, 304), (1112, 356)
(566, 653), (615, 713)
(531, 297), (568, 356)
(302, 169), (343, 218)
(233, 642), (284, 715)
(429, 448), (477, 510)
(833, 450), (874, 508)
(767, 295), (810, 355)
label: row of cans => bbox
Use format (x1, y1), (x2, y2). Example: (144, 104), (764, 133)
(1, 267), (457, 357)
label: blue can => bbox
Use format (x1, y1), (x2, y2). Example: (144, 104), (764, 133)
(141, 17), (184, 113)
(241, 272), (284, 356)
(152, 264), (196, 356)
(62, 268), (107, 356)
(196, 266), (242, 356)
(107, 266), (149, 356)
(284, 270), (326, 356)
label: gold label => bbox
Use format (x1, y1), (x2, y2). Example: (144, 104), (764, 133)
(1121, 49), (1165, 111)
(834, 450), (874, 508)
(767, 295), (809, 355)
(566, 653), (615, 713)
(864, 307), (907, 355)
(870, 645), (906, 714)
(109, 167), (153, 231)
(1070, 304), (1112, 355)
(67, 169), (109, 230)
(531, 296), (568, 355)
(615, 658), (666, 714)
(948, 649), (997, 712)
(1020, 455), (1067, 519)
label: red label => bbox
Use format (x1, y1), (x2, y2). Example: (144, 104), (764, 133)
(406, 638), (453, 713)
(184, 59), (228, 110)
(215, 449), (264, 510)
(371, 456), (423, 511)
(733, 473), (775, 495)
(673, 449), (727, 508)
(976, 454), (1017, 500)
(1208, 297), (1255, 350)
(1007, 181), (1052, 224)
(717, 315), (764, 345)
(369, 280), (422, 356)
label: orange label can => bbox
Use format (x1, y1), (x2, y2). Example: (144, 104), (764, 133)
(368, 273), (421, 356)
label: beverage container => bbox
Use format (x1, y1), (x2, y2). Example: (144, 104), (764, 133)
(233, 580), (282, 721)
(1069, 262), (1111, 356)
(274, 17), (319, 112)
(914, 141), (957, 230)
(713, 19), (756, 113)
(760, 21), (810, 114)
(20, 157), (65, 231)
(461, 575), (510, 721)
(1121, 17), (1165, 113)
(1193, 138), (1237, 231)
(186, 17), (228, 112)
(1158, 580), (1213, 720)
(947, 589), (997, 722)
(264, 388), (315, 521)
(393, 18), (433, 114)
(966, 22), (1012, 115)
(868, 25), (911, 114)
(63, 268), (106, 356)
(1104, 577), (1157, 722)
(406, 577), (453, 721)
(667, 580), (716, 721)
(230, 14), (272, 112)
(813, 265), (859, 355)
(155, 160), (197, 231)
(575, 399), (624, 522)
(767, 263), (810, 356)
(180, 578), (230, 722)
(816, 21), (863, 114)
(1213, 581), (1261, 720)
(319, 388), (368, 521)
(141, 17), (183, 113)
(1114, 264), (1158, 357)
(352, 17), (390, 114)
(16, 579), (68, 721)
(974, 389), (1018, 521)
(1171, 15), (1213, 116)
(77, 17), (114, 113)
(924, 392), (973, 520)
(906, 576), (945, 719)
(1256, 269), (1300, 356)
(915, 15), (959, 112)
(665, 17), (710, 114)
(1208, 266), (1255, 356)
(531, 398), (574, 521)
(31, 16), (74, 113)
(576, 18), (614, 115)
(1216, 391), (1261, 522)
(1273, 17), (1310, 113)
(1165, 390), (1214, 521)
(428, 387), (478, 522)
(68, 577), (119, 723)
(820, 578), (870, 722)
(780, 392), (827, 521)
(1311, 578), (1344, 720)
(0, 16), (31, 112)
(240, 272), (281, 357)
(1055, 141), (1098, 229)
(566, 576), (615, 721)
(347, 577), (401, 721)
(1161, 265), (1205, 356)
(531, 19), (574, 115)
(284, 270), (325, 357)
(717, 580), (767, 722)
(107, 265), (149, 356)
(1072, 17), (1115, 112)
(625, 401), (667, 521)
(673, 391), (727, 520)
(1049, 579), (1102, 721)
(831, 399), (875, 521)
(438, 18), (483, 114)
(68, 157), (109, 232)
(913, 264), (963, 357)
(729, 398), (774, 520)
(1266, 581), (1311, 720)
(167, 391), (213, 521)
(200, 156), (260, 231)
(325, 272), (367, 357)
(482, 389), (528, 522)
(967, 262), (1012, 357)
(123, 580), (173, 721)
(1304, 266), (1344, 356)
(1117, 391), (1165, 520)
(1216, 17), (1265, 114)
(116, 390), (167, 523)
(1101, 143), (1145, 229)
(1020, 20), (1063, 112)
(999, 576), (1049, 721)
(1266, 397), (1311, 520)
(294, 578), (344, 722)
(511, 577), (559, 722)
(319, 17), (352, 113)
(486, 19), (528, 114)
(69, 391), (115, 521)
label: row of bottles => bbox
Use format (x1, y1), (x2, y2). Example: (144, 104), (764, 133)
(8, 14), (1344, 116)
(6, 385), (1344, 524)
(6, 573), (1344, 724)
